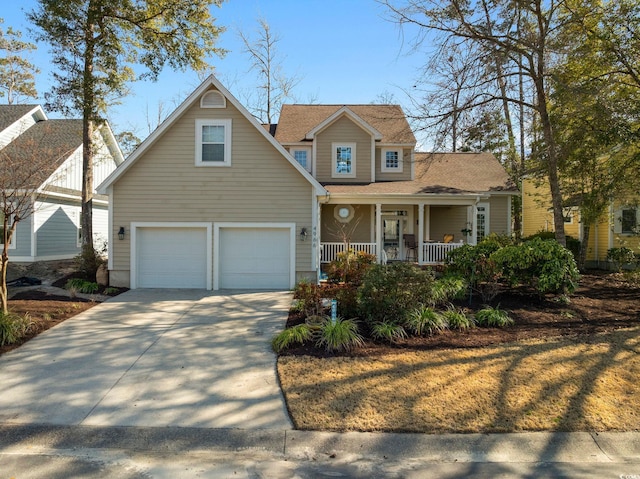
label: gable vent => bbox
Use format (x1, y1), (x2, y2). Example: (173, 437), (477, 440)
(200, 90), (226, 108)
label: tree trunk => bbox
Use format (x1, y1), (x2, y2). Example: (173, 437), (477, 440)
(534, 72), (566, 247)
(81, 8), (97, 269)
(1, 250), (8, 315)
(578, 223), (590, 272)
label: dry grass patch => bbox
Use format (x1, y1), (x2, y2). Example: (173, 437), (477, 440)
(278, 326), (640, 433)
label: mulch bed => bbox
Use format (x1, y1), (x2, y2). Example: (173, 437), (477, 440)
(283, 271), (640, 357)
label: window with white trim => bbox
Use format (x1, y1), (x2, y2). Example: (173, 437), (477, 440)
(0, 212), (15, 249)
(195, 119), (232, 166)
(292, 148), (311, 172)
(381, 148), (403, 172)
(332, 142), (356, 178)
(622, 207), (638, 234)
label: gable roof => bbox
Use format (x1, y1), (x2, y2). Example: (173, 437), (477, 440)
(98, 75), (327, 196)
(274, 104), (416, 144)
(0, 119), (83, 188)
(324, 152), (518, 196)
(0, 104), (45, 131)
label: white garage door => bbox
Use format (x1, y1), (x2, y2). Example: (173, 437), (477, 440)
(219, 227), (291, 289)
(137, 227), (207, 288)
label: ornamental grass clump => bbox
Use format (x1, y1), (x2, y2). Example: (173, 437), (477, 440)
(0, 312), (33, 346)
(475, 305), (514, 327)
(316, 317), (364, 352)
(271, 324), (312, 354)
(441, 306), (474, 331)
(405, 306), (447, 336)
(371, 321), (407, 343)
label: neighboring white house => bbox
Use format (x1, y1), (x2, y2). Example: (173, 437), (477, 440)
(0, 105), (124, 262)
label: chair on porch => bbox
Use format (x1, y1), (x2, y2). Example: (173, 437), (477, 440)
(443, 234), (454, 243)
(404, 234), (418, 261)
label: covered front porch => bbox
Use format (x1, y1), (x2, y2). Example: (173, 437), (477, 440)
(319, 197), (490, 266)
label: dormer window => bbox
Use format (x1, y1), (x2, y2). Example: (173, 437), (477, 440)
(381, 148), (403, 172)
(332, 142), (356, 178)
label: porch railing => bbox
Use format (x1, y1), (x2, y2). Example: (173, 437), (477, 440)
(320, 241), (464, 265)
(320, 242), (377, 263)
(422, 242), (464, 264)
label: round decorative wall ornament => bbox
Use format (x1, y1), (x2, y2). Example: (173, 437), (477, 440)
(334, 205), (355, 223)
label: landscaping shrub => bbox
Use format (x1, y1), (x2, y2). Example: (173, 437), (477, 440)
(316, 317), (365, 352)
(326, 249), (376, 285)
(323, 283), (360, 320)
(357, 262), (435, 325)
(371, 321), (407, 343)
(404, 306), (447, 336)
(431, 274), (467, 306)
(607, 247), (637, 272)
(524, 231), (581, 261)
(0, 312), (33, 346)
(441, 306), (474, 331)
(292, 279), (323, 316)
(492, 237), (580, 295)
(475, 305), (514, 327)
(445, 239), (503, 302)
(65, 278), (100, 295)
(271, 324), (312, 353)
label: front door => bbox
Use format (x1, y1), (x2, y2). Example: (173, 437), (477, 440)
(383, 218), (402, 260)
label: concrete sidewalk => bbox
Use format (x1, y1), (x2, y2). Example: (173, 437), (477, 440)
(0, 289), (292, 429)
(1, 424), (639, 478)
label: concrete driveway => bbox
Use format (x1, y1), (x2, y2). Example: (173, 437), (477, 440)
(0, 289), (293, 429)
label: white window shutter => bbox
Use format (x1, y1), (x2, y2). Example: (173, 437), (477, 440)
(613, 208), (622, 234)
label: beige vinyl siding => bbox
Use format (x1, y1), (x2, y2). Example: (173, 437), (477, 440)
(315, 116), (372, 183)
(375, 148), (412, 181)
(488, 196), (509, 235)
(111, 88), (314, 283)
(320, 204), (372, 243)
(429, 206), (467, 244)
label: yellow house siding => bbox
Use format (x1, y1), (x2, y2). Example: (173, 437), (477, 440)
(522, 178), (554, 236)
(315, 116), (373, 183)
(110, 88), (315, 284)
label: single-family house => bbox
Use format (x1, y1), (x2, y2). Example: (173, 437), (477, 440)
(0, 104), (124, 262)
(98, 75), (517, 290)
(522, 177), (640, 268)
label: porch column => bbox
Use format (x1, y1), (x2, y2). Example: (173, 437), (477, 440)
(376, 203), (382, 263)
(471, 204), (478, 245)
(418, 203), (424, 264)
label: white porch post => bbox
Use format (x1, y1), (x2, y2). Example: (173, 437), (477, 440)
(418, 203), (424, 264)
(471, 204), (478, 245)
(376, 203), (382, 263)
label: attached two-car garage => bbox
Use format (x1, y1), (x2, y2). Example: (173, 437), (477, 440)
(133, 223), (294, 290)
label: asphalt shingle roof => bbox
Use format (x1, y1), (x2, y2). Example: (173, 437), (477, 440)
(0, 119), (83, 188)
(274, 104), (416, 144)
(0, 105), (39, 131)
(324, 152), (517, 196)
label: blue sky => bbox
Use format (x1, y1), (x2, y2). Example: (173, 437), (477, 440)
(2, 1), (427, 144)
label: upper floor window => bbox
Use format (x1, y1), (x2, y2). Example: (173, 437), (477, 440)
(332, 142), (356, 178)
(381, 148), (403, 172)
(292, 148), (311, 172)
(622, 208), (638, 234)
(195, 119), (231, 166)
